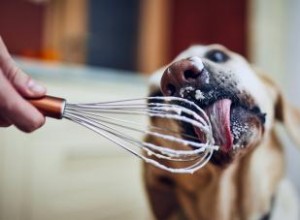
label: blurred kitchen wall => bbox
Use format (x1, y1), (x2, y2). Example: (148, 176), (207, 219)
(0, 0), (46, 56)
(0, 0), (88, 63)
(87, 0), (140, 70)
(1, 0), (300, 78)
(0, 0), (248, 72)
(283, 0), (300, 196)
(250, 0), (300, 197)
(137, 0), (248, 73)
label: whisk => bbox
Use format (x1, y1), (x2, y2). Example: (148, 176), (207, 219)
(28, 95), (219, 174)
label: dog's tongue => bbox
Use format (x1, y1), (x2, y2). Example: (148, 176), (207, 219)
(195, 99), (233, 152)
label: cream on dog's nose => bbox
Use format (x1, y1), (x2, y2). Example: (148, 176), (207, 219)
(160, 56), (207, 96)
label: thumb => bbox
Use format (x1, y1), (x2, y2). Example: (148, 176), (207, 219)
(8, 66), (47, 98)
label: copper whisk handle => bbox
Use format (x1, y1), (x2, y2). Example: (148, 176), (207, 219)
(27, 95), (66, 119)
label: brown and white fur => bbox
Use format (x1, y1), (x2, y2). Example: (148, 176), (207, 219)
(143, 44), (300, 220)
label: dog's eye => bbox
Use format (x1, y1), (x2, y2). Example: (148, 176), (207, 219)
(205, 49), (229, 63)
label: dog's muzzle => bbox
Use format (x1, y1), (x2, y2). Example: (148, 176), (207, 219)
(160, 57), (233, 153)
(159, 56), (265, 163)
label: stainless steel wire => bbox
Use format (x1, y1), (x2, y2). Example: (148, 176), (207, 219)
(62, 96), (218, 174)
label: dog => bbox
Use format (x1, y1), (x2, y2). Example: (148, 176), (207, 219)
(143, 44), (300, 220)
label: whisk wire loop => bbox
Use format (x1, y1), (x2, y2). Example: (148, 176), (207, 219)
(62, 96), (218, 174)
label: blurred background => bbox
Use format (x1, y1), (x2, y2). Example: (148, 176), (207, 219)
(0, 0), (299, 219)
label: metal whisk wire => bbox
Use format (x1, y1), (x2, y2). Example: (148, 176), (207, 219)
(63, 97), (217, 173)
(28, 96), (218, 174)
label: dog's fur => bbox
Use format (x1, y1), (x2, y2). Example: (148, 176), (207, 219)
(143, 44), (300, 220)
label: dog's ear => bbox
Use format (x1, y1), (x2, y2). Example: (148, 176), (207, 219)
(254, 67), (300, 147)
(274, 91), (300, 146)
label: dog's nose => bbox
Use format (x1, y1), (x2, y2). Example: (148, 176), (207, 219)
(160, 56), (208, 96)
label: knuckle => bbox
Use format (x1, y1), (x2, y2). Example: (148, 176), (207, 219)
(7, 65), (20, 82)
(7, 65), (29, 88)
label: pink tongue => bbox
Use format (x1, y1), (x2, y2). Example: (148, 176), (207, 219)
(196, 99), (233, 152)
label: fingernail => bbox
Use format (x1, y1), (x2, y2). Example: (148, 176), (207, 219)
(27, 79), (46, 94)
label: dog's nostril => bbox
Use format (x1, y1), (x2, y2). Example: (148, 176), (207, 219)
(166, 84), (176, 96)
(184, 69), (200, 80)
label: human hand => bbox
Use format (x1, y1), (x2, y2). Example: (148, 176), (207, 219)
(0, 36), (47, 132)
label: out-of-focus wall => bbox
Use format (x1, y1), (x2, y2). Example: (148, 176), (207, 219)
(250, 0), (300, 198)
(43, 0), (88, 63)
(285, 0), (300, 197)
(248, 0), (286, 83)
(286, 0), (300, 104)
(0, 0), (45, 55)
(137, 0), (248, 74)
(87, 0), (140, 70)
(137, 0), (172, 74)
(0, 0), (88, 63)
